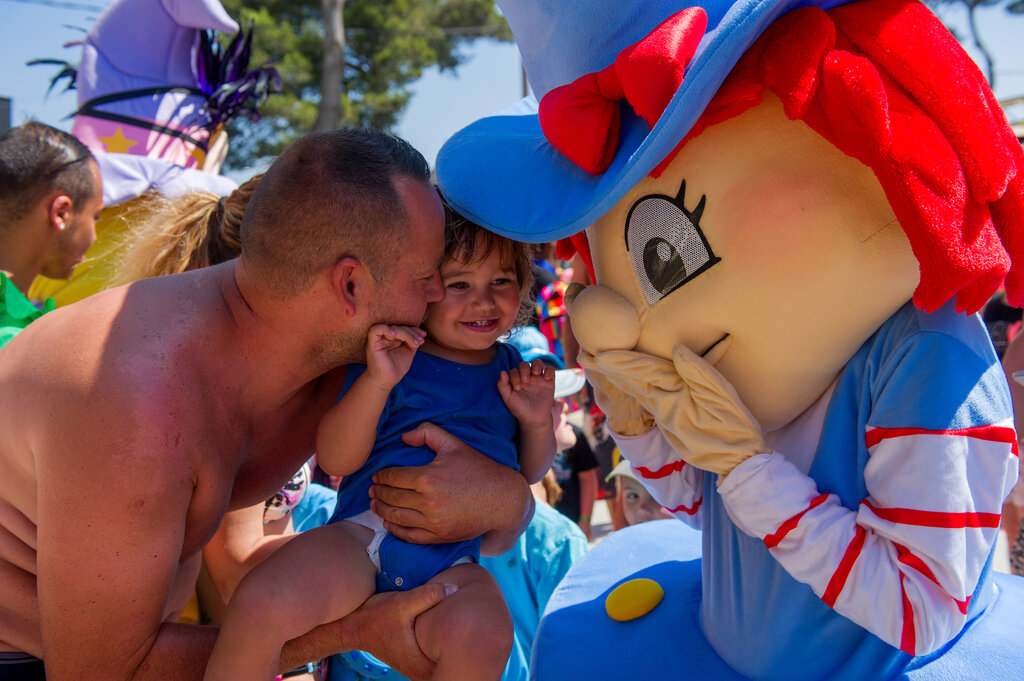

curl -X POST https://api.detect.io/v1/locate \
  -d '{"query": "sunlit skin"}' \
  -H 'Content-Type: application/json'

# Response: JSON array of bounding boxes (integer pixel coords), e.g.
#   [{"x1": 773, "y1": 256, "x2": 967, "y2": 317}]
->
[
  {"x1": 572, "y1": 96, "x2": 921, "y2": 430},
  {"x1": 369, "y1": 178, "x2": 446, "y2": 330},
  {"x1": 551, "y1": 399, "x2": 576, "y2": 449},
  {"x1": 422, "y1": 248, "x2": 524, "y2": 365},
  {"x1": 619, "y1": 477, "x2": 673, "y2": 527},
  {"x1": 42, "y1": 159, "x2": 104, "y2": 280}
]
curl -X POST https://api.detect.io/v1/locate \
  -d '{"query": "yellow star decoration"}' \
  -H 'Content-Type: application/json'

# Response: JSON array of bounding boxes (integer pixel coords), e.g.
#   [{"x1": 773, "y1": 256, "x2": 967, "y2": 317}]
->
[
  {"x1": 99, "y1": 126, "x2": 139, "y2": 154},
  {"x1": 188, "y1": 145, "x2": 207, "y2": 167}
]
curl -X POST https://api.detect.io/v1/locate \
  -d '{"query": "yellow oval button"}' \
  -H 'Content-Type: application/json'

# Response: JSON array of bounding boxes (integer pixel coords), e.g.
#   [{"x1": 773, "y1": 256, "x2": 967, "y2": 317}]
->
[{"x1": 605, "y1": 578, "x2": 664, "y2": 622}]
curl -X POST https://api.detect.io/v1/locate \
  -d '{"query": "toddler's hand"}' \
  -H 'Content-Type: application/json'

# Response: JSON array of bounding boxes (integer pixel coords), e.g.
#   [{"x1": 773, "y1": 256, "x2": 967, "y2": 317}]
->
[
  {"x1": 365, "y1": 324, "x2": 425, "y2": 389},
  {"x1": 498, "y1": 359, "x2": 556, "y2": 430}
]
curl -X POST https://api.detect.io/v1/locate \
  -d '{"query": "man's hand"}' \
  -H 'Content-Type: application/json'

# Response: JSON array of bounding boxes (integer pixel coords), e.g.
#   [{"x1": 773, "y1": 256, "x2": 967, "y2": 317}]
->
[
  {"x1": 369, "y1": 423, "x2": 531, "y2": 547},
  {"x1": 286, "y1": 583, "x2": 454, "y2": 681}
]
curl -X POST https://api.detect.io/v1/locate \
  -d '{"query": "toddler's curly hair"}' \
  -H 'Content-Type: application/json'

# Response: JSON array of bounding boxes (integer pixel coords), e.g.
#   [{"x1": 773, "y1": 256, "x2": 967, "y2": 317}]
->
[{"x1": 440, "y1": 194, "x2": 535, "y2": 328}]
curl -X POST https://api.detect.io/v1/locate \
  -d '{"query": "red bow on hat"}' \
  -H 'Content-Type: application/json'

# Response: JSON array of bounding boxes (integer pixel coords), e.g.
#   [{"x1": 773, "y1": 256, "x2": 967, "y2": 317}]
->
[{"x1": 538, "y1": 8, "x2": 708, "y2": 176}]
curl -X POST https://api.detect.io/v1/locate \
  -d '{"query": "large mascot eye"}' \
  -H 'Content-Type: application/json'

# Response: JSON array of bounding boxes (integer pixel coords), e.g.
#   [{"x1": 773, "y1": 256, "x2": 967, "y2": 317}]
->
[{"x1": 625, "y1": 180, "x2": 719, "y2": 306}]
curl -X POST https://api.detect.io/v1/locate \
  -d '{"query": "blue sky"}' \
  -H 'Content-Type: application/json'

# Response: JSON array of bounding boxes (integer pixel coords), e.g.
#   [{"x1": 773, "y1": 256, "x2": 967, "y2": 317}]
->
[{"x1": 2, "y1": 0, "x2": 1022, "y2": 182}]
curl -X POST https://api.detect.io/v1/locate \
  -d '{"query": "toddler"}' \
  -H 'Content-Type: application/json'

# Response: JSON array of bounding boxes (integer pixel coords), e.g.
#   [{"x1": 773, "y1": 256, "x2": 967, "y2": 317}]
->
[{"x1": 203, "y1": 205, "x2": 556, "y2": 681}]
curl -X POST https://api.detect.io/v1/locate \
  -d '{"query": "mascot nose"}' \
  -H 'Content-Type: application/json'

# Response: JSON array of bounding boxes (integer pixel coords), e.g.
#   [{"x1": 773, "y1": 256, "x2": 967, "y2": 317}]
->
[{"x1": 565, "y1": 283, "x2": 642, "y2": 353}]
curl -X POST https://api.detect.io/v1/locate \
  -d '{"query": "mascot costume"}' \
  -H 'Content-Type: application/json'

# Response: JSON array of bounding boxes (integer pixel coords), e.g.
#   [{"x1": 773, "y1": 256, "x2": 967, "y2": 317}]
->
[
  {"x1": 436, "y1": 0, "x2": 1024, "y2": 678},
  {"x1": 29, "y1": 0, "x2": 276, "y2": 305}
]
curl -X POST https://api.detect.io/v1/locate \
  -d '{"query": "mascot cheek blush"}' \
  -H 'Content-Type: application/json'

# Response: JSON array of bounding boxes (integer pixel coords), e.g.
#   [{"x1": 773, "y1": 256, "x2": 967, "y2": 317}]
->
[{"x1": 436, "y1": 0, "x2": 1024, "y2": 679}]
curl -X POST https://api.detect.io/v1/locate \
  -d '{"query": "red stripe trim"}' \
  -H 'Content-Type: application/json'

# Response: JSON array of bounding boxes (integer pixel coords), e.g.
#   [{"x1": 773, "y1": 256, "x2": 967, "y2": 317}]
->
[
  {"x1": 635, "y1": 459, "x2": 686, "y2": 479},
  {"x1": 665, "y1": 497, "x2": 702, "y2": 516},
  {"x1": 864, "y1": 424, "x2": 1017, "y2": 452},
  {"x1": 862, "y1": 500, "x2": 1001, "y2": 528},
  {"x1": 763, "y1": 494, "x2": 829, "y2": 549},
  {"x1": 900, "y1": 572, "x2": 916, "y2": 654},
  {"x1": 893, "y1": 543, "x2": 971, "y2": 614},
  {"x1": 893, "y1": 542, "x2": 938, "y2": 582},
  {"x1": 822, "y1": 525, "x2": 866, "y2": 607}
]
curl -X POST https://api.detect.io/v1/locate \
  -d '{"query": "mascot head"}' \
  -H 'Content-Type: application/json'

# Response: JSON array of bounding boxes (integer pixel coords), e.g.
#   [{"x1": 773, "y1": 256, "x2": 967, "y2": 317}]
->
[
  {"x1": 70, "y1": 0, "x2": 276, "y2": 173},
  {"x1": 436, "y1": 0, "x2": 1024, "y2": 429}
]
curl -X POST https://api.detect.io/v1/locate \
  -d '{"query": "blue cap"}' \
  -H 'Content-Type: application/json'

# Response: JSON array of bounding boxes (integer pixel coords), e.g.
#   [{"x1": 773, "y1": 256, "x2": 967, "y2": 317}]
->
[
  {"x1": 436, "y1": 0, "x2": 851, "y2": 243},
  {"x1": 504, "y1": 326, "x2": 563, "y2": 369}
]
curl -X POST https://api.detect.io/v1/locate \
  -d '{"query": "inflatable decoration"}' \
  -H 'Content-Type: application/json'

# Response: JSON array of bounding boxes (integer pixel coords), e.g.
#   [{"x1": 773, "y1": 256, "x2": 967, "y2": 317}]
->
[
  {"x1": 436, "y1": 0, "x2": 1024, "y2": 678},
  {"x1": 29, "y1": 0, "x2": 278, "y2": 305}
]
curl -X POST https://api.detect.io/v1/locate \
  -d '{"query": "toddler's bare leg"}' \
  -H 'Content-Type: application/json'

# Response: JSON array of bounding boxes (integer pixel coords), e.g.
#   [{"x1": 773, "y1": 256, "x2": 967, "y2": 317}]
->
[
  {"x1": 414, "y1": 563, "x2": 512, "y2": 681},
  {"x1": 203, "y1": 522, "x2": 375, "y2": 681}
]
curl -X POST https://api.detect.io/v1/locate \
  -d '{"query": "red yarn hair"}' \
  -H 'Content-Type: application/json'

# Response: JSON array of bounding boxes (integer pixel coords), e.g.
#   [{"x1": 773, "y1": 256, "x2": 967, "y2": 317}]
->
[{"x1": 559, "y1": 0, "x2": 1024, "y2": 314}]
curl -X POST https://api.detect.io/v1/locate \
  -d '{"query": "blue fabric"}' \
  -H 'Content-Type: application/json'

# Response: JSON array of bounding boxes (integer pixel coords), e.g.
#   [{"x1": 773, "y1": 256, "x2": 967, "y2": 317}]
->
[
  {"x1": 700, "y1": 301, "x2": 1009, "y2": 680},
  {"x1": 329, "y1": 344, "x2": 522, "y2": 589},
  {"x1": 533, "y1": 520, "x2": 721, "y2": 680},
  {"x1": 533, "y1": 303, "x2": 1024, "y2": 680},
  {"x1": 480, "y1": 503, "x2": 589, "y2": 681},
  {"x1": 0, "y1": 657, "x2": 46, "y2": 681},
  {"x1": 327, "y1": 504, "x2": 589, "y2": 681},
  {"x1": 533, "y1": 521, "x2": 1024, "y2": 681},
  {"x1": 295, "y1": 484, "x2": 474, "y2": 595},
  {"x1": 373, "y1": 533, "x2": 479, "y2": 593},
  {"x1": 435, "y1": 0, "x2": 853, "y2": 242},
  {"x1": 291, "y1": 482, "x2": 337, "y2": 533}
]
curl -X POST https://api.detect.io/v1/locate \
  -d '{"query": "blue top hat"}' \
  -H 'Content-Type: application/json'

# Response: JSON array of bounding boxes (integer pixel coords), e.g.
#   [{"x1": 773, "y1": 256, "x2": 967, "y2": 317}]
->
[{"x1": 436, "y1": 0, "x2": 852, "y2": 243}]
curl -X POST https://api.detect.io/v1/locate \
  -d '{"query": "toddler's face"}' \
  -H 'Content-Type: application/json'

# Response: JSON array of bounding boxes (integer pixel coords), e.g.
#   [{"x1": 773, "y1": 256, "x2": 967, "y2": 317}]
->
[
  {"x1": 422, "y1": 248, "x2": 521, "y2": 363},
  {"x1": 620, "y1": 477, "x2": 673, "y2": 526}
]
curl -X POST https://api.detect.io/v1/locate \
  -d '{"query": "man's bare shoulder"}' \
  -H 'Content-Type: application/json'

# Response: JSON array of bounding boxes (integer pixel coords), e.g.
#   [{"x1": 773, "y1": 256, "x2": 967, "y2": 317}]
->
[{"x1": 1, "y1": 271, "x2": 240, "y2": 466}]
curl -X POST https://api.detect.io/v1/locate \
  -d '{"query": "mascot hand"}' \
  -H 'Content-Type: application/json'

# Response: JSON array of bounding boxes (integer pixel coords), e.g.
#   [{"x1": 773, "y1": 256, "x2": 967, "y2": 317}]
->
[
  {"x1": 581, "y1": 346, "x2": 766, "y2": 477},
  {"x1": 577, "y1": 350, "x2": 656, "y2": 436},
  {"x1": 663, "y1": 343, "x2": 766, "y2": 477}
]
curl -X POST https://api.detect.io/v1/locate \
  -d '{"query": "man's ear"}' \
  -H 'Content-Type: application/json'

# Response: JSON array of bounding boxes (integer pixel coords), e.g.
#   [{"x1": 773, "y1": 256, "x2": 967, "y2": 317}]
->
[
  {"x1": 47, "y1": 193, "x2": 74, "y2": 232},
  {"x1": 331, "y1": 256, "x2": 366, "y2": 317}
]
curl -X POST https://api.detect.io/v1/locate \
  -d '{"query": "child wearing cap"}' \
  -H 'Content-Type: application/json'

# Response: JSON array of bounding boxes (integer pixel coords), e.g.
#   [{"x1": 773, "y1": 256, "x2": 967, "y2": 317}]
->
[{"x1": 606, "y1": 459, "x2": 674, "y2": 528}]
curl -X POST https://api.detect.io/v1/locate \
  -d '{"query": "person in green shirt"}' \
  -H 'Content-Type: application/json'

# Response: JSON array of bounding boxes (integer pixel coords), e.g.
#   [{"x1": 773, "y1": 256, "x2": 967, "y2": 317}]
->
[
  {"x1": 0, "y1": 271, "x2": 55, "y2": 348},
  {"x1": 0, "y1": 121, "x2": 103, "y2": 347}
]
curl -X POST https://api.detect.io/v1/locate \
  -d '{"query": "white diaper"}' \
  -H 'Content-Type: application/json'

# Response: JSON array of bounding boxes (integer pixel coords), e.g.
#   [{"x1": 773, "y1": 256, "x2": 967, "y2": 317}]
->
[
  {"x1": 343, "y1": 508, "x2": 473, "y2": 572},
  {"x1": 345, "y1": 509, "x2": 389, "y2": 570}
]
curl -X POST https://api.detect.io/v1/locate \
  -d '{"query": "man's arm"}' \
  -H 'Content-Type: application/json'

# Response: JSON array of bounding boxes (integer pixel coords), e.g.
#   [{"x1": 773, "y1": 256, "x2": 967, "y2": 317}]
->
[
  {"x1": 35, "y1": 394, "x2": 449, "y2": 681},
  {"x1": 201, "y1": 504, "x2": 295, "y2": 604},
  {"x1": 35, "y1": 391, "x2": 216, "y2": 681},
  {"x1": 279, "y1": 584, "x2": 453, "y2": 680},
  {"x1": 369, "y1": 422, "x2": 534, "y2": 555}
]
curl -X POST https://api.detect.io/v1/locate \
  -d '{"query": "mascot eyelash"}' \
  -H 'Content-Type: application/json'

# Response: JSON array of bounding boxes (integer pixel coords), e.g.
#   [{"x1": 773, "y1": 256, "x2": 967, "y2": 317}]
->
[{"x1": 625, "y1": 179, "x2": 718, "y2": 305}]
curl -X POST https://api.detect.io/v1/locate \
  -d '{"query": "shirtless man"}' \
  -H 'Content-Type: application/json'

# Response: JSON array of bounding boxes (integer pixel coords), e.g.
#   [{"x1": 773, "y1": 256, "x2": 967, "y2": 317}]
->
[{"x1": 0, "y1": 128, "x2": 533, "y2": 681}]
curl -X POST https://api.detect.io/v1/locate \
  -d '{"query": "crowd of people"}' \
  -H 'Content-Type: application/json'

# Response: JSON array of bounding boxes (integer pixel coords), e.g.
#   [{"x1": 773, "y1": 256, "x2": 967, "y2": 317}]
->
[{"x1": 3, "y1": 112, "x2": 1021, "y2": 681}]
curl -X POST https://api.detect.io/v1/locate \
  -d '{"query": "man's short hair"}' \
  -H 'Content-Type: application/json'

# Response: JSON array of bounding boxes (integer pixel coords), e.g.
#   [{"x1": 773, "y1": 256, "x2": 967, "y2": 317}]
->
[
  {"x1": 0, "y1": 121, "x2": 97, "y2": 228},
  {"x1": 240, "y1": 128, "x2": 431, "y2": 296}
]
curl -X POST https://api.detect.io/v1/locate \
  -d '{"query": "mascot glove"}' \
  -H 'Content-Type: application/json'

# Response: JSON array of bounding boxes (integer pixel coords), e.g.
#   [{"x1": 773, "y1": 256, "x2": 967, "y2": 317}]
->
[
  {"x1": 578, "y1": 349, "x2": 656, "y2": 436},
  {"x1": 583, "y1": 345, "x2": 767, "y2": 477}
]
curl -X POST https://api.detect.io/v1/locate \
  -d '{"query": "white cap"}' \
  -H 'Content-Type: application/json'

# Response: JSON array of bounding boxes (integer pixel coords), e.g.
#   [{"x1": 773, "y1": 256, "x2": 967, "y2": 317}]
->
[{"x1": 555, "y1": 368, "x2": 587, "y2": 398}]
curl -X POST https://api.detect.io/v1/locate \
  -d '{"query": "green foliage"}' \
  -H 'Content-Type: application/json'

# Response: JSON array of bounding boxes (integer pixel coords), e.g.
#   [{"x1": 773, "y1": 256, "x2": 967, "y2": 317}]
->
[{"x1": 218, "y1": 0, "x2": 511, "y2": 169}]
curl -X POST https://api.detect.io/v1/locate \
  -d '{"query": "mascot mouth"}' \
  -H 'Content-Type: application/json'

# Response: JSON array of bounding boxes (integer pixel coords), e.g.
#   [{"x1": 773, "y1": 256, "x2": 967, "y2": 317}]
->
[{"x1": 700, "y1": 334, "x2": 731, "y2": 366}]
